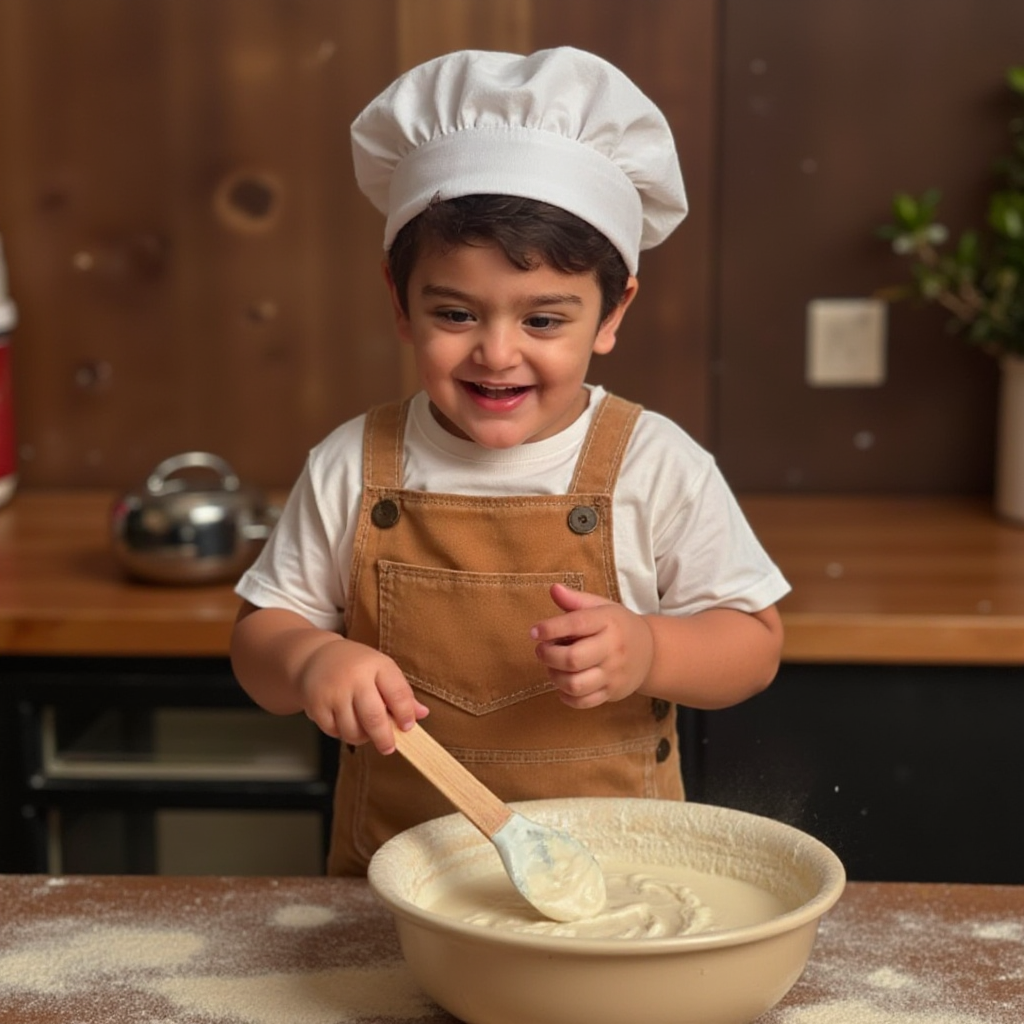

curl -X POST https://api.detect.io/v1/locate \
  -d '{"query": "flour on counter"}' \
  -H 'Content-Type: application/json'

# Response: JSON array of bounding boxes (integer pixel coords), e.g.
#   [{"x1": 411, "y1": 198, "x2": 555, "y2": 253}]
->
[
  {"x1": 150, "y1": 965, "x2": 432, "y2": 1023},
  {"x1": 0, "y1": 879, "x2": 444, "y2": 1023},
  {"x1": 271, "y1": 904, "x2": 337, "y2": 928},
  {"x1": 865, "y1": 966, "x2": 913, "y2": 990},
  {"x1": 774, "y1": 902, "x2": 1024, "y2": 1024},
  {"x1": 970, "y1": 920, "x2": 1024, "y2": 942},
  {"x1": 0, "y1": 922, "x2": 205, "y2": 994},
  {"x1": 780, "y1": 1001, "x2": 997, "y2": 1024}
]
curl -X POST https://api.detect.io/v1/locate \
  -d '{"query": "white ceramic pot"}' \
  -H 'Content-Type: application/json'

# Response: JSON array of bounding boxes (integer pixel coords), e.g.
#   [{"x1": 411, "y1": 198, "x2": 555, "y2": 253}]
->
[{"x1": 996, "y1": 354, "x2": 1024, "y2": 525}]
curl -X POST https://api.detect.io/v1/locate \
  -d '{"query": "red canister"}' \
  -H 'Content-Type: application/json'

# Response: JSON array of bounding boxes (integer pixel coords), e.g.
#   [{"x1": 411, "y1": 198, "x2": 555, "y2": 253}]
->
[{"x1": 0, "y1": 235, "x2": 17, "y2": 507}]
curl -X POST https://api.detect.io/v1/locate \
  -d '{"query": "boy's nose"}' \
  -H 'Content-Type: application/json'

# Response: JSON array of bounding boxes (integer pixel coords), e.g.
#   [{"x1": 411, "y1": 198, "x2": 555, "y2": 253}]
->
[{"x1": 473, "y1": 325, "x2": 521, "y2": 370}]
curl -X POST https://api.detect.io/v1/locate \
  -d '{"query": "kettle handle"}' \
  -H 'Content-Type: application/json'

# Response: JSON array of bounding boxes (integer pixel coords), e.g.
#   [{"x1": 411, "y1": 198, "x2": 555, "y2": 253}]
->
[{"x1": 146, "y1": 452, "x2": 241, "y2": 495}]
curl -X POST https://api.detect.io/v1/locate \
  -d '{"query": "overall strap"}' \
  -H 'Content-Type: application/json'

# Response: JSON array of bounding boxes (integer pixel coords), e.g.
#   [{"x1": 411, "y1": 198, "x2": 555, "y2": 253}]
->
[
  {"x1": 362, "y1": 399, "x2": 411, "y2": 489},
  {"x1": 569, "y1": 393, "x2": 643, "y2": 494}
]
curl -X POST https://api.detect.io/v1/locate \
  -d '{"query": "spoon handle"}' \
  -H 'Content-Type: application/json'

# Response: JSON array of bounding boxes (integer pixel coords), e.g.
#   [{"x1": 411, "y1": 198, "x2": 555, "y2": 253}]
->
[{"x1": 393, "y1": 722, "x2": 512, "y2": 838}]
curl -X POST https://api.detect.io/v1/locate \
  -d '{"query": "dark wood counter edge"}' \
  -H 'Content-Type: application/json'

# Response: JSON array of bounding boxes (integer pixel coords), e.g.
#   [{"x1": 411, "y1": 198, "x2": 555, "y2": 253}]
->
[
  {"x1": 5, "y1": 614, "x2": 1023, "y2": 664},
  {"x1": 0, "y1": 616, "x2": 237, "y2": 658},
  {"x1": 780, "y1": 612, "x2": 1024, "y2": 665}
]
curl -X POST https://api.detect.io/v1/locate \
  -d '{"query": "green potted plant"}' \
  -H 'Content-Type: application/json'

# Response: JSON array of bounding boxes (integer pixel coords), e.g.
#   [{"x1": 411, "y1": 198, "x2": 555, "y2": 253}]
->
[{"x1": 878, "y1": 65, "x2": 1024, "y2": 524}]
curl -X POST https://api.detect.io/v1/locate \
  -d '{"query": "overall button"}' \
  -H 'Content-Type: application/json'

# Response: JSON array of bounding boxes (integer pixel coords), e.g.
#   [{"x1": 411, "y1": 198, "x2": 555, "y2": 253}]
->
[
  {"x1": 371, "y1": 498, "x2": 400, "y2": 528},
  {"x1": 651, "y1": 698, "x2": 672, "y2": 721},
  {"x1": 655, "y1": 738, "x2": 672, "y2": 763},
  {"x1": 567, "y1": 505, "x2": 599, "y2": 535}
]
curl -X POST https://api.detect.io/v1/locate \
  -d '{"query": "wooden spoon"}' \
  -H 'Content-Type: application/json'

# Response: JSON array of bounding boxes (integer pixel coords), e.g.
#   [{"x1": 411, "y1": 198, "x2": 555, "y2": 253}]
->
[{"x1": 392, "y1": 722, "x2": 606, "y2": 922}]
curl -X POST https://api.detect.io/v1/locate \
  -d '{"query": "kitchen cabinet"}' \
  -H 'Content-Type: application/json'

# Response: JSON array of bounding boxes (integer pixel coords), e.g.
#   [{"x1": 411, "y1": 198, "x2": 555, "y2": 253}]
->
[
  {"x1": 0, "y1": 655, "x2": 337, "y2": 874},
  {"x1": 2, "y1": 491, "x2": 1023, "y2": 880},
  {"x1": 0, "y1": 491, "x2": 337, "y2": 874},
  {"x1": 702, "y1": 496, "x2": 1024, "y2": 885},
  {"x1": 684, "y1": 663, "x2": 1024, "y2": 884}
]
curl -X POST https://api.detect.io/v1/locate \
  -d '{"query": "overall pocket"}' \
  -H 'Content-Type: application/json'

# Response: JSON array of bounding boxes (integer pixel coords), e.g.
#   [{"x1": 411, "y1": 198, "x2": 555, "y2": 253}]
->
[{"x1": 377, "y1": 560, "x2": 583, "y2": 715}]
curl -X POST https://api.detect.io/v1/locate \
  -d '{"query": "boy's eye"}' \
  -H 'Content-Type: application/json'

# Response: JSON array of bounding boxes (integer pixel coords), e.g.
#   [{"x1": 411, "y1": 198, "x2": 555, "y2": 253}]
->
[
  {"x1": 437, "y1": 308, "x2": 475, "y2": 325},
  {"x1": 524, "y1": 315, "x2": 562, "y2": 330}
]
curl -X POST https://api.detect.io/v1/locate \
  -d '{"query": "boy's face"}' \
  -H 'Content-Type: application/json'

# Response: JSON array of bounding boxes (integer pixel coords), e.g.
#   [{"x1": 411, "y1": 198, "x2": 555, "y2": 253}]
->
[{"x1": 386, "y1": 242, "x2": 637, "y2": 449}]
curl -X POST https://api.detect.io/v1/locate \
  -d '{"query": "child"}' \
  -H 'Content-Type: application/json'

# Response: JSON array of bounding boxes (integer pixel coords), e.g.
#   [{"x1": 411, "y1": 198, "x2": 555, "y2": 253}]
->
[{"x1": 231, "y1": 46, "x2": 790, "y2": 875}]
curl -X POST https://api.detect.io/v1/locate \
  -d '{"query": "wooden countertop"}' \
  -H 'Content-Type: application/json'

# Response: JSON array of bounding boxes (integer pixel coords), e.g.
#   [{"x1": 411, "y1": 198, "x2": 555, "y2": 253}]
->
[
  {"x1": 742, "y1": 494, "x2": 1024, "y2": 665},
  {"x1": 0, "y1": 490, "x2": 243, "y2": 656},
  {"x1": 1, "y1": 490, "x2": 1023, "y2": 664},
  {"x1": 0, "y1": 874, "x2": 1020, "y2": 1023}
]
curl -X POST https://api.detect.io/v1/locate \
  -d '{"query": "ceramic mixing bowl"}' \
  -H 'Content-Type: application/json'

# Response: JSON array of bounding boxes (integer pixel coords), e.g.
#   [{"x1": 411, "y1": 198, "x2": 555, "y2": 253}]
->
[{"x1": 368, "y1": 797, "x2": 845, "y2": 1024}]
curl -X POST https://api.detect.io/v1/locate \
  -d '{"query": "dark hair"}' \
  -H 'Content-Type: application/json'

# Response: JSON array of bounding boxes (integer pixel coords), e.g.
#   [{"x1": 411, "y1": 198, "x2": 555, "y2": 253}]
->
[{"x1": 387, "y1": 194, "x2": 630, "y2": 322}]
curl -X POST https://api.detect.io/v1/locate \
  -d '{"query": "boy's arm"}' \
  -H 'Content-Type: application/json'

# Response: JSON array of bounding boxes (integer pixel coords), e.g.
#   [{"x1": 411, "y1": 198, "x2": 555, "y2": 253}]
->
[
  {"x1": 642, "y1": 604, "x2": 783, "y2": 708},
  {"x1": 531, "y1": 583, "x2": 783, "y2": 710},
  {"x1": 230, "y1": 601, "x2": 427, "y2": 753}
]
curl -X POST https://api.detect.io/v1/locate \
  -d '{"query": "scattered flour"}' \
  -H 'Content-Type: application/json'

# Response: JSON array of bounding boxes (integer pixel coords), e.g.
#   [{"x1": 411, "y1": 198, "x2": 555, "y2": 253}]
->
[
  {"x1": 865, "y1": 966, "x2": 914, "y2": 990},
  {"x1": 771, "y1": 900, "x2": 1024, "y2": 1024},
  {"x1": 780, "y1": 1001, "x2": 997, "y2": 1024},
  {"x1": 970, "y1": 921, "x2": 1024, "y2": 942},
  {"x1": 0, "y1": 923, "x2": 205, "y2": 994},
  {"x1": 271, "y1": 904, "x2": 337, "y2": 929},
  {"x1": 0, "y1": 880, "x2": 442, "y2": 1023},
  {"x1": 150, "y1": 965, "x2": 433, "y2": 1023},
  {"x1": 3, "y1": 878, "x2": 1021, "y2": 1024}
]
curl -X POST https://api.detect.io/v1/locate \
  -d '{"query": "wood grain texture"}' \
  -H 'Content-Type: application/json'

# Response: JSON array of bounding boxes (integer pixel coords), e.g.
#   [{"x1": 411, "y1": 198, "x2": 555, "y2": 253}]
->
[
  {"x1": 0, "y1": 490, "x2": 243, "y2": 655},
  {"x1": 716, "y1": 0, "x2": 1022, "y2": 492},
  {"x1": 0, "y1": 0, "x2": 716, "y2": 491},
  {"x1": 3, "y1": 491, "x2": 1023, "y2": 664},
  {"x1": 3, "y1": 1, "x2": 1022, "y2": 497},
  {"x1": 741, "y1": 493, "x2": 1024, "y2": 663}
]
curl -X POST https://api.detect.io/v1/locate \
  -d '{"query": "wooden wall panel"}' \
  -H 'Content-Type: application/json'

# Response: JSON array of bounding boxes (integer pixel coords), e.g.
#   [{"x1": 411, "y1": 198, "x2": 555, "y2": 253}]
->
[
  {"x1": 716, "y1": 0, "x2": 1022, "y2": 493},
  {"x1": 0, "y1": 0, "x2": 716, "y2": 491},
  {"x1": 0, "y1": 0, "x2": 405, "y2": 490},
  {"x1": 530, "y1": 0, "x2": 718, "y2": 446},
  {"x1": 3, "y1": 0, "x2": 1021, "y2": 497}
]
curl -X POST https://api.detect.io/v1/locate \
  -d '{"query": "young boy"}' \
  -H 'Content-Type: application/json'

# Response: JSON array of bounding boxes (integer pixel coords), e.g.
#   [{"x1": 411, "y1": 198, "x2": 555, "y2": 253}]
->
[{"x1": 231, "y1": 46, "x2": 790, "y2": 875}]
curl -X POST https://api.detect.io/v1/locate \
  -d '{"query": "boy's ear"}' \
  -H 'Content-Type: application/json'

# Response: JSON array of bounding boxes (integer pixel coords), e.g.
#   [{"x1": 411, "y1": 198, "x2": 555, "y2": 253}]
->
[
  {"x1": 592, "y1": 276, "x2": 639, "y2": 355},
  {"x1": 382, "y1": 262, "x2": 413, "y2": 342}
]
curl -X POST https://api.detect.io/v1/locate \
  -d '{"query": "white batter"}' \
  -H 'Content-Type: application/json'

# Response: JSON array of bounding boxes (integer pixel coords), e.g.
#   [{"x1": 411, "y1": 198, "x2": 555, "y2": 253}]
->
[{"x1": 429, "y1": 861, "x2": 788, "y2": 940}]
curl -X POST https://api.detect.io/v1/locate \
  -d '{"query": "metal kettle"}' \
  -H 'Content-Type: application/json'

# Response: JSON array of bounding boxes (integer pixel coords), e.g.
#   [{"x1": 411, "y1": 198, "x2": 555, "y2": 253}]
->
[{"x1": 110, "y1": 452, "x2": 280, "y2": 585}]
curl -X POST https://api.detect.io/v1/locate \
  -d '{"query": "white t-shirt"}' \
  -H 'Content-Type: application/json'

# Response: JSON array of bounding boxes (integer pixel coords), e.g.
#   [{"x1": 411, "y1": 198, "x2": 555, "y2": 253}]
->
[{"x1": 236, "y1": 385, "x2": 790, "y2": 632}]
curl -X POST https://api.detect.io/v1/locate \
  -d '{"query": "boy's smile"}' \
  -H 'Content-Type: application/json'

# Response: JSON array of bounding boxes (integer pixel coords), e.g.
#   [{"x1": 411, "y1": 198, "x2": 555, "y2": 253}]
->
[{"x1": 388, "y1": 243, "x2": 636, "y2": 449}]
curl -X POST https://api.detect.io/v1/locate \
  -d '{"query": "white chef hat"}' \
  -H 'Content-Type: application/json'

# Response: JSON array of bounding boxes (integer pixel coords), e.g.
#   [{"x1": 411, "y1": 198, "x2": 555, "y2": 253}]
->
[{"x1": 351, "y1": 46, "x2": 688, "y2": 274}]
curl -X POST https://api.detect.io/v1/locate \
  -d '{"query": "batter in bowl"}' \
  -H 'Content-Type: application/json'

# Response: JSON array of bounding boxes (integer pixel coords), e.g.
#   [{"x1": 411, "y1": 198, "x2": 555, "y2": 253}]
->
[{"x1": 429, "y1": 861, "x2": 789, "y2": 940}]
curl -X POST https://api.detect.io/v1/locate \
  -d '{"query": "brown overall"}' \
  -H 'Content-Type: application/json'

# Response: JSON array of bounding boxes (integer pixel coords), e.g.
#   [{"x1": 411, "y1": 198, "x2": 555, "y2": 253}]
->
[{"x1": 327, "y1": 392, "x2": 684, "y2": 876}]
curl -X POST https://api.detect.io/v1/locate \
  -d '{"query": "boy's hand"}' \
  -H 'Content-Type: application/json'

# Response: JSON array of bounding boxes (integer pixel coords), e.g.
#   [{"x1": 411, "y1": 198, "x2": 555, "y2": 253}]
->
[
  {"x1": 298, "y1": 637, "x2": 429, "y2": 755},
  {"x1": 530, "y1": 583, "x2": 654, "y2": 708}
]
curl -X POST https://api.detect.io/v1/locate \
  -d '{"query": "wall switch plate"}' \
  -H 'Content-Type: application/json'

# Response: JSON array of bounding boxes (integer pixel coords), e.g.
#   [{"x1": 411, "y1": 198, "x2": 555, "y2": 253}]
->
[{"x1": 806, "y1": 298, "x2": 887, "y2": 387}]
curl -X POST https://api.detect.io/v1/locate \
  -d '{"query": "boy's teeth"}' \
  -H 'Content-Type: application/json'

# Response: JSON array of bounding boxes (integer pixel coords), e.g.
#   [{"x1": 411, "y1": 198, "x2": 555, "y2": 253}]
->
[{"x1": 477, "y1": 384, "x2": 525, "y2": 398}]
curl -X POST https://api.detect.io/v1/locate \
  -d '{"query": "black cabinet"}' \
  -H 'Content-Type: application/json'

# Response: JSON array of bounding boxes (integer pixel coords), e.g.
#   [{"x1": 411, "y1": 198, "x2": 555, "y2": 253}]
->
[
  {"x1": 4, "y1": 656, "x2": 1022, "y2": 882},
  {"x1": 682, "y1": 663, "x2": 1024, "y2": 884},
  {"x1": 0, "y1": 656, "x2": 338, "y2": 874}
]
